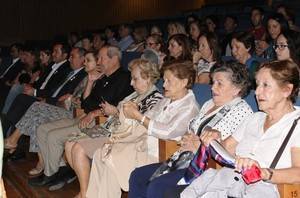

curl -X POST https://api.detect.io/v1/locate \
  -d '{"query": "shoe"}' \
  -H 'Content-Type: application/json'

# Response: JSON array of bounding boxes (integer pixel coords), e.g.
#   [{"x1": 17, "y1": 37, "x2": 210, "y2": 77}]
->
[
  {"x1": 6, "y1": 151, "x2": 25, "y2": 161},
  {"x1": 28, "y1": 166, "x2": 44, "y2": 176},
  {"x1": 48, "y1": 167, "x2": 77, "y2": 191},
  {"x1": 28, "y1": 174, "x2": 57, "y2": 187},
  {"x1": 48, "y1": 180, "x2": 65, "y2": 191}
]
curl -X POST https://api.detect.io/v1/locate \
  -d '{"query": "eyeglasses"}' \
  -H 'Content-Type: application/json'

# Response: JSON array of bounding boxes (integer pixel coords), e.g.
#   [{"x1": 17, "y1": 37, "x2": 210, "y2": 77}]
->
[{"x1": 273, "y1": 44, "x2": 288, "y2": 50}]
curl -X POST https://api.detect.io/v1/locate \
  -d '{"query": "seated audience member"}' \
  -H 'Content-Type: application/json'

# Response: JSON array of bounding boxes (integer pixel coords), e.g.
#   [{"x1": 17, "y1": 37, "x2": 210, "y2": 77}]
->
[
  {"x1": 276, "y1": 4, "x2": 300, "y2": 32},
  {"x1": 204, "y1": 15, "x2": 218, "y2": 34},
  {"x1": 255, "y1": 13, "x2": 289, "y2": 61},
  {"x1": 167, "y1": 22, "x2": 187, "y2": 38},
  {"x1": 28, "y1": 45, "x2": 134, "y2": 190},
  {"x1": 150, "y1": 25, "x2": 163, "y2": 36},
  {"x1": 127, "y1": 25, "x2": 148, "y2": 52},
  {"x1": 221, "y1": 15, "x2": 238, "y2": 56},
  {"x1": 128, "y1": 61, "x2": 253, "y2": 198},
  {"x1": 64, "y1": 59, "x2": 163, "y2": 198},
  {"x1": 188, "y1": 20, "x2": 207, "y2": 52},
  {"x1": 0, "y1": 43, "x2": 25, "y2": 111},
  {"x1": 68, "y1": 32, "x2": 80, "y2": 47},
  {"x1": 248, "y1": 6, "x2": 266, "y2": 41},
  {"x1": 118, "y1": 24, "x2": 134, "y2": 51},
  {"x1": 231, "y1": 32, "x2": 259, "y2": 80},
  {"x1": 105, "y1": 27, "x2": 118, "y2": 46},
  {"x1": 186, "y1": 13, "x2": 199, "y2": 26},
  {"x1": 193, "y1": 32, "x2": 221, "y2": 83},
  {"x1": 274, "y1": 30, "x2": 300, "y2": 65},
  {"x1": 181, "y1": 60, "x2": 300, "y2": 198},
  {"x1": 165, "y1": 34, "x2": 192, "y2": 63},
  {"x1": 2, "y1": 45, "x2": 44, "y2": 114},
  {"x1": 92, "y1": 32, "x2": 107, "y2": 51},
  {"x1": 87, "y1": 61, "x2": 200, "y2": 198},
  {"x1": 0, "y1": 42, "x2": 71, "y2": 135},
  {"x1": 145, "y1": 34, "x2": 166, "y2": 67},
  {"x1": 4, "y1": 47, "x2": 87, "y2": 154},
  {"x1": 81, "y1": 34, "x2": 94, "y2": 51}
]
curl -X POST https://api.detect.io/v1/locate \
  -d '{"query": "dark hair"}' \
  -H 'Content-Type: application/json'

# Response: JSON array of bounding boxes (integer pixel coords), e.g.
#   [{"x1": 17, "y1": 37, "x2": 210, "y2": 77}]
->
[
  {"x1": 188, "y1": 20, "x2": 208, "y2": 39},
  {"x1": 205, "y1": 15, "x2": 219, "y2": 28},
  {"x1": 167, "y1": 34, "x2": 192, "y2": 61},
  {"x1": 211, "y1": 61, "x2": 251, "y2": 97},
  {"x1": 258, "y1": 60, "x2": 299, "y2": 102},
  {"x1": 199, "y1": 32, "x2": 221, "y2": 62},
  {"x1": 251, "y1": 6, "x2": 264, "y2": 16},
  {"x1": 161, "y1": 60, "x2": 196, "y2": 89},
  {"x1": 10, "y1": 43, "x2": 23, "y2": 51},
  {"x1": 81, "y1": 33, "x2": 93, "y2": 42},
  {"x1": 225, "y1": 15, "x2": 238, "y2": 26},
  {"x1": 278, "y1": 30, "x2": 300, "y2": 65},
  {"x1": 266, "y1": 13, "x2": 289, "y2": 41},
  {"x1": 232, "y1": 32, "x2": 255, "y2": 54},
  {"x1": 72, "y1": 47, "x2": 86, "y2": 57},
  {"x1": 53, "y1": 42, "x2": 71, "y2": 57}
]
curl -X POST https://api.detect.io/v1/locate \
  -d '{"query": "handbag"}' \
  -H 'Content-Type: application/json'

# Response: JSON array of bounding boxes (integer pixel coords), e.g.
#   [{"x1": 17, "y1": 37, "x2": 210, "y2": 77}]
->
[{"x1": 149, "y1": 100, "x2": 242, "y2": 182}]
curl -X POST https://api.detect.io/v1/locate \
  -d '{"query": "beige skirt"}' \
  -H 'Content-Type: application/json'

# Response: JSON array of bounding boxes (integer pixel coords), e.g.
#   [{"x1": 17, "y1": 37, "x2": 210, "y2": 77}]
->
[{"x1": 75, "y1": 136, "x2": 109, "y2": 159}]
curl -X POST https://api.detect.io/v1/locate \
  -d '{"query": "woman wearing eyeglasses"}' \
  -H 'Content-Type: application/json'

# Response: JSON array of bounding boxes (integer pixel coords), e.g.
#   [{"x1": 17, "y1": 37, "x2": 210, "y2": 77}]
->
[
  {"x1": 274, "y1": 30, "x2": 300, "y2": 65},
  {"x1": 145, "y1": 34, "x2": 166, "y2": 67}
]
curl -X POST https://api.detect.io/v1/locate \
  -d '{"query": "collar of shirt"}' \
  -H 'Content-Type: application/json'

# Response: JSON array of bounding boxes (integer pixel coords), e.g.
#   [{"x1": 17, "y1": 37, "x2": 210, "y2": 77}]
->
[
  {"x1": 52, "y1": 60, "x2": 67, "y2": 70},
  {"x1": 164, "y1": 90, "x2": 194, "y2": 110},
  {"x1": 12, "y1": 57, "x2": 20, "y2": 64}
]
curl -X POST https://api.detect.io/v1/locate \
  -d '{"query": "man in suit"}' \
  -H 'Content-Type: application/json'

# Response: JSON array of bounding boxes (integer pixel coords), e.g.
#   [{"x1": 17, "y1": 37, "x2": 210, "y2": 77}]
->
[
  {"x1": 3, "y1": 47, "x2": 87, "y2": 161},
  {"x1": 1, "y1": 42, "x2": 71, "y2": 136},
  {"x1": 0, "y1": 43, "x2": 25, "y2": 110},
  {"x1": 29, "y1": 45, "x2": 134, "y2": 189}
]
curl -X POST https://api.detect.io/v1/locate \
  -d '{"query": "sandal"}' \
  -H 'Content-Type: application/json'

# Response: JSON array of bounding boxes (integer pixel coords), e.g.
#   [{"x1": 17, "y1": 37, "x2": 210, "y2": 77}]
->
[
  {"x1": 4, "y1": 139, "x2": 17, "y2": 150},
  {"x1": 28, "y1": 166, "x2": 44, "y2": 176}
]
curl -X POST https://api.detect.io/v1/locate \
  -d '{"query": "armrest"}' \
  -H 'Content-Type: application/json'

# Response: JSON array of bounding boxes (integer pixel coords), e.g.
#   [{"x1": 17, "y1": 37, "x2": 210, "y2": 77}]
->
[
  {"x1": 158, "y1": 139, "x2": 180, "y2": 162},
  {"x1": 277, "y1": 184, "x2": 300, "y2": 198}
]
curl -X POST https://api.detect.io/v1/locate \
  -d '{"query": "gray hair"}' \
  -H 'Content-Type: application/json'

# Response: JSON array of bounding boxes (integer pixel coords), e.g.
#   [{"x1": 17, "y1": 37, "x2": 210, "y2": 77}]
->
[
  {"x1": 106, "y1": 45, "x2": 122, "y2": 61},
  {"x1": 211, "y1": 61, "x2": 251, "y2": 98}
]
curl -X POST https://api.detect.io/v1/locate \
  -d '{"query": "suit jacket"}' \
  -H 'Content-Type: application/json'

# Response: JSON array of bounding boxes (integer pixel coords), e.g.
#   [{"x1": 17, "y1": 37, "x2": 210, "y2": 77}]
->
[
  {"x1": 46, "y1": 68, "x2": 87, "y2": 105},
  {"x1": 0, "y1": 59, "x2": 24, "y2": 83},
  {"x1": 35, "y1": 61, "x2": 71, "y2": 98}
]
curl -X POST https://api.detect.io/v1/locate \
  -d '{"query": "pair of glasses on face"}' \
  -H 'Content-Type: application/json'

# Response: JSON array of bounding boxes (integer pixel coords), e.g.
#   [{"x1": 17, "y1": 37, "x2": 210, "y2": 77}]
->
[{"x1": 273, "y1": 44, "x2": 288, "y2": 50}]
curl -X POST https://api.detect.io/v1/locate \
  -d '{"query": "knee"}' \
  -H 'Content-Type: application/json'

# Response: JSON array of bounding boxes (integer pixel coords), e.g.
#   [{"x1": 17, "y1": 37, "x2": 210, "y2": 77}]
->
[{"x1": 72, "y1": 143, "x2": 86, "y2": 157}]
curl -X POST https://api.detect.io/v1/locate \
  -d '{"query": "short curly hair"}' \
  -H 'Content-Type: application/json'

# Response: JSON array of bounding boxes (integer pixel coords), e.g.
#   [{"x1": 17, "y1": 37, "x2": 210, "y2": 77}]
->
[
  {"x1": 211, "y1": 61, "x2": 251, "y2": 98},
  {"x1": 128, "y1": 58, "x2": 160, "y2": 84}
]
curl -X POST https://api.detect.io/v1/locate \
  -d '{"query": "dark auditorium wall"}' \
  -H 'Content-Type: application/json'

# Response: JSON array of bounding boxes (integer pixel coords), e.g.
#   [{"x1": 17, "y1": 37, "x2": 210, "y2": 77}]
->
[{"x1": 0, "y1": 0, "x2": 205, "y2": 45}]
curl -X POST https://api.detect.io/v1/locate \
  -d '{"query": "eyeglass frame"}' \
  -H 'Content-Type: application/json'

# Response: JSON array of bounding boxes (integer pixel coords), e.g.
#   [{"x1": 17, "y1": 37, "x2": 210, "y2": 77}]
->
[{"x1": 273, "y1": 44, "x2": 289, "y2": 50}]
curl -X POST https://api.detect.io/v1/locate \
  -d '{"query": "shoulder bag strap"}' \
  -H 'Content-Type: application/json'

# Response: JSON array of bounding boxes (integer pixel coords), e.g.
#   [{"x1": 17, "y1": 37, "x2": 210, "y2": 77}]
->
[{"x1": 270, "y1": 116, "x2": 300, "y2": 169}]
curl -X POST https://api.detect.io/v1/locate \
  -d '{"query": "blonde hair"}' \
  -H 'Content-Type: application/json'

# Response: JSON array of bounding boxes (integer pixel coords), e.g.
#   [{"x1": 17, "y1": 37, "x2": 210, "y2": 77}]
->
[{"x1": 128, "y1": 59, "x2": 160, "y2": 84}]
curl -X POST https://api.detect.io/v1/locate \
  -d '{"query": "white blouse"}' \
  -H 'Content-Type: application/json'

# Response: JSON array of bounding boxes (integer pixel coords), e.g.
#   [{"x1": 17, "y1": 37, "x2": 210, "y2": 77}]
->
[
  {"x1": 233, "y1": 107, "x2": 300, "y2": 169},
  {"x1": 189, "y1": 97, "x2": 253, "y2": 140},
  {"x1": 145, "y1": 90, "x2": 199, "y2": 158}
]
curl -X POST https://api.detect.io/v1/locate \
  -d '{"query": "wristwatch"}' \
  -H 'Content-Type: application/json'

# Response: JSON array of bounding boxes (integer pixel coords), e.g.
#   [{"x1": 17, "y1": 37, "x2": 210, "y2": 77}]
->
[{"x1": 263, "y1": 168, "x2": 274, "y2": 183}]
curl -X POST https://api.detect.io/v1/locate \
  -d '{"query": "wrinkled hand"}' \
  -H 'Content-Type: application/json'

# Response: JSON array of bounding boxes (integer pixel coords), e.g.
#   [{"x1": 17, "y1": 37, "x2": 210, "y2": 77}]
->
[
  {"x1": 79, "y1": 112, "x2": 95, "y2": 129},
  {"x1": 179, "y1": 132, "x2": 201, "y2": 152},
  {"x1": 123, "y1": 101, "x2": 140, "y2": 120},
  {"x1": 200, "y1": 129, "x2": 221, "y2": 146},
  {"x1": 100, "y1": 101, "x2": 118, "y2": 116},
  {"x1": 235, "y1": 156, "x2": 260, "y2": 172},
  {"x1": 23, "y1": 84, "x2": 34, "y2": 96}
]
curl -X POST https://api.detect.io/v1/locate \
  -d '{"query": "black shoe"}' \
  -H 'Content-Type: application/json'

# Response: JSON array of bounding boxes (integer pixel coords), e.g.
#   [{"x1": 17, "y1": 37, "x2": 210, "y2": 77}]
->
[
  {"x1": 28, "y1": 174, "x2": 57, "y2": 187},
  {"x1": 5, "y1": 151, "x2": 26, "y2": 161},
  {"x1": 48, "y1": 167, "x2": 77, "y2": 191}
]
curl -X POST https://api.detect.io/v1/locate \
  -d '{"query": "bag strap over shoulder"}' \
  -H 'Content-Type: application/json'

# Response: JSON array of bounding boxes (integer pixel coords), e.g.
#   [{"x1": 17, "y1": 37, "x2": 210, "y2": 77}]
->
[{"x1": 270, "y1": 116, "x2": 300, "y2": 169}]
